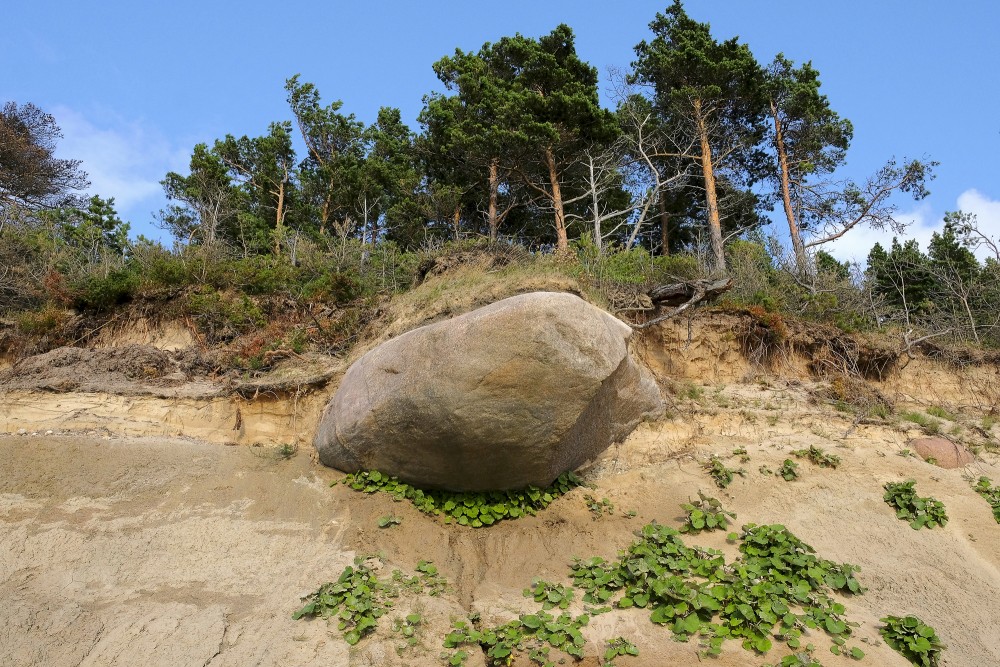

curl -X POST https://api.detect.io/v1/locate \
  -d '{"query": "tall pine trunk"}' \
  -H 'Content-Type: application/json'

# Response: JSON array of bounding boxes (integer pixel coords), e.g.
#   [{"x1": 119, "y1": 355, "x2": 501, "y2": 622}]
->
[
  {"x1": 771, "y1": 101, "x2": 807, "y2": 271},
  {"x1": 658, "y1": 190, "x2": 670, "y2": 256},
  {"x1": 487, "y1": 158, "x2": 500, "y2": 242},
  {"x1": 694, "y1": 100, "x2": 725, "y2": 271},
  {"x1": 544, "y1": 146, "x2": 568, "y2": 252},
  {"x1": 274, "y1": 173, "x2": 287, "y2": 256}
]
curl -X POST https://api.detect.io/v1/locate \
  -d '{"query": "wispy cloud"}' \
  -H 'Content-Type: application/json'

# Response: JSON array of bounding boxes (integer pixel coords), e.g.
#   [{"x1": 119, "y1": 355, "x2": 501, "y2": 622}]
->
[
  {"x1": 822, "y1": 201, "x2": 939, "y2": 265},
  {"x1": 956, "y1": 189, "x2": 1000, "y2": 260},
  {"x1": 51, "y1": 106, "x2": 188, "y2": 235},
  {"x1": 821, "y1": 188, "x2": 1000, "y2": 265}
]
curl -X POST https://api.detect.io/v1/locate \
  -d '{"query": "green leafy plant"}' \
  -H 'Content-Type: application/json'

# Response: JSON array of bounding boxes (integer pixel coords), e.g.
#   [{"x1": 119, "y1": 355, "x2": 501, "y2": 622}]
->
[
  {"x1": 378, "y1": 515, "x2": 402, "y2": 528},
  {"x1": 779, "y1": 459, "x2": 800, "y2": 481},
  {"x1": 675, "y1": 381, "x2": 704, "y2": 400},
  {"x1": 732, "y1": 447, "x2": 751, "y2": 462},
  {"x1": 294, "y1": 558, "x2": 448, "y2": 646},
  {"x1": 678, "y1": 491, "x2": 735, "y2": 534},
  {"x1": 879, "y1": 615, "x2": 945, "y2": 666},
  {"x1": 392, "y1": 560, "x2": 449, "y2": 597},
  {"x1": 604, "y1": 637, "x2": 639, "y2": 665},
  {"x1": 524, "y1": 579, "x2": 575, "y2": 610},
  {"x1": 584, "y1": 494, "x2": 615, "y2": 518},
  {"x1": 340, "y1": 470, "x2": 582, "y2": 528},
  {"x1": 444, "y1": 610, "x2": 591, "y2": 666},
  {"x1": 973, "y1": 476, "x2": 1000, "y2": 523},
  {"x1": 763, "y1": 646, "x2": 822, "y2": 666},
  {"x1": 569, "y1": 522, "x2": 865, "y2": 661},
  {"x1": 704, "y1": 456, "x2": 746, "y2": 488},
  {"x1": 292, "y1": 558, "x2": 386, "y2": 645},
  {"x1": 392, "y1": 612, "x2": 422, "y2": 648},
  {"x1": 883, "y1": 480, "x2": 948, "y2": 529},
  {"x1": 791, "y1": 445, "x2": 841, "y2": 469}
]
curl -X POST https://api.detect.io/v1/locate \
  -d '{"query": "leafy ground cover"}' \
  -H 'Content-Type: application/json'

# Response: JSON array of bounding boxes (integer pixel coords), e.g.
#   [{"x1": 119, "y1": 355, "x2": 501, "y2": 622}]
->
[
  {"x1": 338, "y1": 470, "x2": 582, "y2": 527},
  {"x1": 883, "y1": 481, "x2": 948, "y2": 530},
  {"x1": 569, "y1": 522, "x2": 866, "y2": 661},
  {"x1": 973, "y1": 476, "x2": 1000, "y2": 523},
  {"x1": 879, "y1": 615, "x2": 945, "y2": 666},
  {"x1": 292, "y1": 557, "x2": 448, "y2": 645}
]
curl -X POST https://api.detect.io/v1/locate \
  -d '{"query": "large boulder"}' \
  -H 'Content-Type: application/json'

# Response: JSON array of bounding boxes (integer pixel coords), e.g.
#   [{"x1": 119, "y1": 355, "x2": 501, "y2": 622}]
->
[{"x1": 314, "y1": 292, "x2": 663, "y2": 491}]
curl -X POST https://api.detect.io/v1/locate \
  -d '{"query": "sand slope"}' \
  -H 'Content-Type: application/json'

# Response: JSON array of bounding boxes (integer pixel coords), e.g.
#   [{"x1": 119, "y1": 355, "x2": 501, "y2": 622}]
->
[{"x1": 3, "y1": 376, "x2": 998, "y2": 666}]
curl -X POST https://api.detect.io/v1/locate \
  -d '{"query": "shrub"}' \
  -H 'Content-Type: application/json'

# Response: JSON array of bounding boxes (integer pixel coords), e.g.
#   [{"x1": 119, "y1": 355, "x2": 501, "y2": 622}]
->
[
  {"x1": 185, "y1": 288, "x2": 266, "y2": 342},
  {"x1": 300, "y1": 271, "x2": 363, "y2": 304},
  {"x1": 16, "y1": 305, "x2": 69, "y2": 335},
  {"x1": 71, "y1": 269, "x2": 138, "y2": 312}
]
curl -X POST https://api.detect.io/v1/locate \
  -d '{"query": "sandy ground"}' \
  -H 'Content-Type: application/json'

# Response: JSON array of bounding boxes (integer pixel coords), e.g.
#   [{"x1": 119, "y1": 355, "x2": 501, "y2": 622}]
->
[{"x1": 3, "y1": 382, "x2": 1000, "y2": 666}]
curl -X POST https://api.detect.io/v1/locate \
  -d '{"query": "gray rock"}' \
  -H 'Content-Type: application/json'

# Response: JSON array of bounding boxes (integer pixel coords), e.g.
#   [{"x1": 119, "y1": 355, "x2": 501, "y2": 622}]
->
[{"x1": 314, "y1": 292, "x2": 663, "y2": 491}]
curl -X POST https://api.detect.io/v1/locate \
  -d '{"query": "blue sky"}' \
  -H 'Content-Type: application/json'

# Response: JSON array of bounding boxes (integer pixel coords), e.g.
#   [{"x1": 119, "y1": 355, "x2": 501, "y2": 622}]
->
[{"x1": 5, "y1": 1, "x2": 999, "y2": 262}]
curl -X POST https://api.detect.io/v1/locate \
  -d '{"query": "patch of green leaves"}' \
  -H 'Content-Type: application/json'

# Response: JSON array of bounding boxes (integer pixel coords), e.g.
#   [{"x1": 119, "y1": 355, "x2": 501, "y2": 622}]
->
[
  {"x1": 584, "y1": 494, "x2": 615, "y2": 518},
  {"x1": 678, "y1": 491, "x2": 735, "y2": 534},
  {"x1": 675, "y1": 380, "x2": 704, "y2": 400},
  {"x1": 925, "y1": 406, "x2": 956, "y2": 421},
  {"x1": 883, "y1": 480, "x2": 948, "y2": 530},
  {"x1": 791, "y1": 445, "x2": 841, "y2": 469},
  {"x1": 973, "y1": 476, "x2": 1000, "y2": 523},
  {"x1": 604, "y1": 636, "x2": 639, "y2": 666},
  {"x1": 763, "y1": 646, "x2": 822, "y2": 666},
  {"x1": 879, "y1": 615, "x2": 945, "y2": 666},
  {"x1": 378, "y1": 515, "x2": 402, "y2": 528},
  {"x1": 779, "y1": 459, "x2": 800, "y2": 481},
  {"x1": 341, "y1": 470, "x2": 582, "y2": 528},
  {"x1": 704, "y1": 456, "x2": 746, "y2": 488},
  {"x1": 524, "y1": 579, "x2": 575, "y2": 610},
  {"x1": 294, "y1": 557, "x2": 449, "y2": 647},
  {"x1": 443, "y1": 611, "x2": 591, "y2": 666},
  {"x1": 570, "y1": 522, "x2": 865, "y2": 661},
  {"x1": 391, "y1": 612, "x2": 422, "y2": 648},
  {"x1": 292, "y1": 558, "x2": 387, "y2": 645}
]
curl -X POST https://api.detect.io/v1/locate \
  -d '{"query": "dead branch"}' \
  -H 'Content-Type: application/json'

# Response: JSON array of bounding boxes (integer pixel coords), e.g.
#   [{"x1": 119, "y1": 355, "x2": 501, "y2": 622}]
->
[{"x1": 631, "y1": 278, "x2": 732, "y2": 330}]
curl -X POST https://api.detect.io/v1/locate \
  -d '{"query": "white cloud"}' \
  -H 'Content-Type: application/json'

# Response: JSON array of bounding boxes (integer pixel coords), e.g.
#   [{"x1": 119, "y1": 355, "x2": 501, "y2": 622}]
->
[
  {"x1": 956, "y1": 189, "x2": 1000, "y2": 260},
  {"x1": 819, "y1": 189, "x2": 1000, "y2": 266},
  {"x1": 51, "y1": 106, "x2": 188, "y2": 235},
  {"x1": 821, "y1": 201, "x2": 939, "y2": 266}
]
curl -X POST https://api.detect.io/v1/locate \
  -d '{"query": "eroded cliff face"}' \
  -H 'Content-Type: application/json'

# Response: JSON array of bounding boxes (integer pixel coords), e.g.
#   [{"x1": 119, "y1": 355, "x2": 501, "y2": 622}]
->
[
  {"x1": 2, "y1": 307, "x2": 998, "y2": 448},
  {"x1": 2, "y1": 294, "x2": 1000, "y2": 666}
]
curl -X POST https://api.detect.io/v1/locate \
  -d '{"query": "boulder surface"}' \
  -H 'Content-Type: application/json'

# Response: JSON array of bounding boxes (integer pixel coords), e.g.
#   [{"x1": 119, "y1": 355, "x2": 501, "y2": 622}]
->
[
  {"x1": 314, "y1": 291, "x2": 663, "y2": 491},
  {"x1": 908, "y1": 436, "x2": 975, "y2": 468}
]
